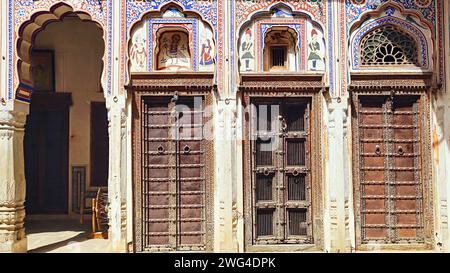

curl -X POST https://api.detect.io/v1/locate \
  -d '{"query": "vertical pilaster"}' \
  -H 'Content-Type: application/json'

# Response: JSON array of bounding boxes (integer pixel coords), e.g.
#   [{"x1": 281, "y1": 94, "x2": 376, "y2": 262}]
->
[
  {"x1": 327, "y1": 0, "x2": 348, "y2": 252},
  {"x1": 0, "y1": 101, "x2": 28, "y2": 253},
  {"x1": 443, "y1": 0, "x2": 450, "y2": 253},
  {"x1": 212, "y1": 0, "x2": 234, "y2": 252},
  {"x1": 107, "y1": 0, "x2": 128, "y2": 252}
]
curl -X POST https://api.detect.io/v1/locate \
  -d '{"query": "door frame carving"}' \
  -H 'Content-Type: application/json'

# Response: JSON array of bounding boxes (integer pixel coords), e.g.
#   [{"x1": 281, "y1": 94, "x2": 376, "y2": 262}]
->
[
  {"x1": 350, "y1": 72, "x2": 434, "y2": 251},
  {"x1": 129, "y1": 72, "x2": 215, "y2": 252},
  {"x1": 240, "y1": 73, "x2": 325, "y2": 252}
]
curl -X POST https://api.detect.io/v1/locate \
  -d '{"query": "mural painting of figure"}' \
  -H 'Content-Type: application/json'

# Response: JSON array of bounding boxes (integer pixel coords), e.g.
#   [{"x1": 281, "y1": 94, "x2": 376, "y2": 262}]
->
[
  {"x1": 201, "y1": 39, "x2": 214, "y2": 65},
  {"x1": 241, "y1": 28, "x2": 254, "y2": 71},
  {"x1": 130, "y1": 31, "x2": 147, "y2": 71},
  {"x1": 308, "y1": 29, "x2": 323, "y2": 70},
  {"x1": 158, "y1": 32, "x2": 190, "y2": 70}
]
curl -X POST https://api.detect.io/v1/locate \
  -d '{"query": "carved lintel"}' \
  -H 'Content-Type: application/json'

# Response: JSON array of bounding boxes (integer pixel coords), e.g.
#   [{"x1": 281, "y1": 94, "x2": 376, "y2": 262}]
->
[
  {"x1": 239, "y1": 73, "x2": 324, "y2": 92},
  {"x1": 349, "y1": 73, "x2": 432, "y2": 92},
  {"x1": 128, "y1": 72, "x2": 214, "y2": 92}
]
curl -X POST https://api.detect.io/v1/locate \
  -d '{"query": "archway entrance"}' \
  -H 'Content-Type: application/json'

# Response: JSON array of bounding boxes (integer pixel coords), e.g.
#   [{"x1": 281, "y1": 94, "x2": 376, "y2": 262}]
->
[
  {"x1": 20, "y1": 15, "x2": 109, "y2": 251},
  {"x1": 24, "y1": 14, "x2": 107, "y2": 215}
]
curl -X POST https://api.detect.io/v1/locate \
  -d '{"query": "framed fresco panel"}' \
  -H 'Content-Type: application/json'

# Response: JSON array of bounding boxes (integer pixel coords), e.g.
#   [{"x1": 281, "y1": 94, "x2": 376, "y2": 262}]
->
[{"x1": 31, "y1": 50, "x2": 55, "y2": 92}]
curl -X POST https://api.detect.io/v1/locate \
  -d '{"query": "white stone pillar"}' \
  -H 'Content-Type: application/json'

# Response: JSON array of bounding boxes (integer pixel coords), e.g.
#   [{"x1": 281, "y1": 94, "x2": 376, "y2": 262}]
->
[
  {"x1": 214, "y1": 99, "x2": 234, "y2": 252},
  {"x1": 106, "y1": 98, "x2": 127, "y2": 253},
  {"x1": 212, "y1": 0, "x2": 234, "y2": 252},
  {"x1": 0, "y1": 101, "x2": 28, "y2": 253},
  {"x1": 326, "y1": 0, "x2": 351, "y2": 252},
  {"x1": 106, "y1": 0, "x2": 128, "y2": 252}
]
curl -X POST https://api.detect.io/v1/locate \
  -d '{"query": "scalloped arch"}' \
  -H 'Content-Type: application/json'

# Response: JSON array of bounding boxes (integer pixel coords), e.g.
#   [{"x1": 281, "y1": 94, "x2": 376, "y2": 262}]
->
[
  {"x1": 237, "y1": 2, "x2": 326, "y2": 38},
  {"x1": 15, "y1": 2, "x2": 107, "y2": 101},
  {"x1": 348, "y1": 2, "x2": 434, "y2": 35},
  {"x1": 349, "y1": 8, "x2": 433, "y2": 71},
  {"x1": 126, "y1": 2, "x2": 217, "y2": 80}
]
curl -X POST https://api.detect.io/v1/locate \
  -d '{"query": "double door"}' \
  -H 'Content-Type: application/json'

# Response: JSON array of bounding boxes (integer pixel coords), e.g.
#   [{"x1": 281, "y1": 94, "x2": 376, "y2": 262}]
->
[
  {"x1": 250, "y1": 98, "x2": 313, "y2": 244},
  {"x1": 356, "y1": 95, "x2": 424, "y2": 244},
  {"x1": 137, "y1": 96, "x2": 206, "y2": 252}
]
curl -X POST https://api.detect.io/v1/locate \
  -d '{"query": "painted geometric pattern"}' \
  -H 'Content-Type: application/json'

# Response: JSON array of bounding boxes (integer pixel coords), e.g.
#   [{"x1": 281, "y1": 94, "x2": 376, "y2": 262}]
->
[
  {"x1": 345, "y1": 0, "x2": 437, "y2": 32},
  {"x1": 235, "y1": 0, "x2": 326, "y2": 27},
  {"x1": 13, "y1": 0, "x2": 110, "y2": 28}
]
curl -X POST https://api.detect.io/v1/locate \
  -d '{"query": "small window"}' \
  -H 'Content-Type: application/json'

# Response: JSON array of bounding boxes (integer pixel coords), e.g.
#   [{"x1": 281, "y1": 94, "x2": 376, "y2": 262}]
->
[
  {"x1": 270, "y1": 46, "x2": 287, "y2": 68},
  {"x1": 263, "y1": 29, "x2": 296, "y2": 71}
]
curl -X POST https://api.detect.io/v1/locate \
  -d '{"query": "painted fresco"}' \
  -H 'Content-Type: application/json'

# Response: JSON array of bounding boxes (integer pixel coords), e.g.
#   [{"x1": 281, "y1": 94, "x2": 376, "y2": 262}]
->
[
  {"x1": 130, "y1": 24, "x2": 148, "y2": 73},
  {"x1": 4, "y1": 0, "x2": 443, "y2": 99},
  {"x1": 240, "y1": 28, "x2": 255, "y2": 72},
  {"x1": 199, "y1": 22, "x2": 215, "y2": 71},
  {"x1": 128, "y1": 6, "x2": 214, "y2": 73},
  {"x1": 238, "y1": 5, "x2": 325, "y2": 73},
  {"x1": 307, "y1": 25, "x2": 325, "y2": 71},
  {"x1": 157, "y1": 31, "x2": 191, "y2": 71}
]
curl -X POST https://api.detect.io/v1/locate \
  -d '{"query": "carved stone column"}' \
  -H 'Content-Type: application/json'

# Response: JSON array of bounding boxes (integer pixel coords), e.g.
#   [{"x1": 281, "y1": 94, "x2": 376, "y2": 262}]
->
[{"x1": 0, "y1": 103, "x2": 28, "y2": 253}]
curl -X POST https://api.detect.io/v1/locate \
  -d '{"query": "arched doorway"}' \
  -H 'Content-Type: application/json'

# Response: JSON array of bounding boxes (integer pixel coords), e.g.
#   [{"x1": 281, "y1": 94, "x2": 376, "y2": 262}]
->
[
  {"x1": 24, "y1": 15, "x2": 108, "y2": 215},
  {"x1": 20, "y1": 13, "x2": 109, "y2": 251}
]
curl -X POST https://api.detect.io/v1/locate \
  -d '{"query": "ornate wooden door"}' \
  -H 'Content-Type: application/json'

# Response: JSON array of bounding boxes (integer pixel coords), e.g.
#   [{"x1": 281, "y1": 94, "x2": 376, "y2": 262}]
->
[
  {"x1": 250, "y1": 98, "x2": 312, "y2": 245},
  {"x1": 356, "y1": 95, "x2": 425, "y2": 244},
  {"x1": 136, "y1": 96, "x2": 206, "y2": 252}
]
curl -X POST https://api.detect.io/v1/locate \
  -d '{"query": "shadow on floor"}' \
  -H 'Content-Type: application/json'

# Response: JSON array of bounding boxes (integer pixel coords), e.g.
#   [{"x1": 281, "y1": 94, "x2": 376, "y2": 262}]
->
[
  {"x1": 26, "y1": 216, "x2": 91, "y2": 235},
  {"x1": 26, "y1": 215, "x2": 110, "y2": 253},
  {"x1": 28, "y1": 232, "x2": 88, "y2": 253}
]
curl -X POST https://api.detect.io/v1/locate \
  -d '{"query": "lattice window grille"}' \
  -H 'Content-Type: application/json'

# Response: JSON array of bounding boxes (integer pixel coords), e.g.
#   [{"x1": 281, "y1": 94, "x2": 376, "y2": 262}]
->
[{"x1": 360, "y1": 25, "x2": 419, "y2": 66}]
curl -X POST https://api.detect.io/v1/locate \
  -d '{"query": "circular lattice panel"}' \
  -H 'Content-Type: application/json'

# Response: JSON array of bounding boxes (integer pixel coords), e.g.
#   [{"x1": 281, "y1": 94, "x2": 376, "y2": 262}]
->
[{"x1": 360, "y1": 25, "x2": 418, "y2": 66}]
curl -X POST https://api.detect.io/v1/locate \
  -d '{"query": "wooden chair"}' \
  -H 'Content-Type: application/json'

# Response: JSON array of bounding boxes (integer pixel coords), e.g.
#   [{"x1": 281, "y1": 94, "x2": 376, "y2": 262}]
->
[
  {"x1": 78, "y1": 190, "x2": 97, "y2": 224},
  {"x1": 88, "y1": 188, "x2": 109, "y2": 239}
]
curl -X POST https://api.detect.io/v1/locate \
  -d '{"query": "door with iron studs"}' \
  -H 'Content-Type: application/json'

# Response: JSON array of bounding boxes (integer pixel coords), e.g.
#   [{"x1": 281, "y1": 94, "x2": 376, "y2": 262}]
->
[
  {"x1": 137, "y1": 96, "x2": 206, "y2": 252},
  {"x1": 356, "y1": 95, "x2": 426, "y2": 244}
]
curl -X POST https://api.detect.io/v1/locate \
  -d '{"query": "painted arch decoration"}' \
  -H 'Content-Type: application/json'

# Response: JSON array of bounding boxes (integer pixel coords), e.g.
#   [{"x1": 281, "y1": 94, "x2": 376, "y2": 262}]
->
[
  {"x1": 346, "y1": 0, "x2": 443, "y2": 80},
  {"x1": 122, "y1": 0, "x2": 219, "y2": 87},
  {"x1": 237, "y1": 4, "x2": 326, "y2": 73},
  {"x1": 8, "y1": 0, "x2": 113, "y2": 102},
  {"x1": 346, "y1": 0, "x2": 437, "y2": 32},
  {"x1": 128, "y1": 5, "x2": 216, "y2": 73},
  {"x1": 349, "y1": 6, "x2": 433, "y2": 71},
  {"x1": 235, "y1": 0, "x2": 327, "y2": 28}
]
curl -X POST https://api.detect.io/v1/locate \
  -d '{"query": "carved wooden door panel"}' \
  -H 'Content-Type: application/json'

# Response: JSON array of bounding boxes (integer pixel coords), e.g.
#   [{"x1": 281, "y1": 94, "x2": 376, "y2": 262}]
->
[
  {"x1": 251, "y1": 98, "x2": 312, "y2": 245},
  {"x1": 138, "y1": 96, "x2": 205, "y2": 252},
  {"x1": 357, "y1": 95, "x2": 424, "y2": 244}
]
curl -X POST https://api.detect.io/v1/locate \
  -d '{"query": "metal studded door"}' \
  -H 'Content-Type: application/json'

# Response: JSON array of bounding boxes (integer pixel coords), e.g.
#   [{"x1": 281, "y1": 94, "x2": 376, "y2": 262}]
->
[
  {"x1": 250, "y1": 98, "x2": 312, "y2": 245},
  {"x1": 138, "y1": 96, "x2": 206, "y2": 252},
  {"x1": 356, "y1": 95, "x2": 424, "y2": 244}
]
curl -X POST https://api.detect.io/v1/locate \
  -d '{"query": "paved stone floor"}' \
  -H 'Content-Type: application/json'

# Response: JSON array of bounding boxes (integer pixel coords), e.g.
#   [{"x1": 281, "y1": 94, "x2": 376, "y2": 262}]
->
[{"x1": 26, "y1": 215, "x2": 112, "y2": 253}]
